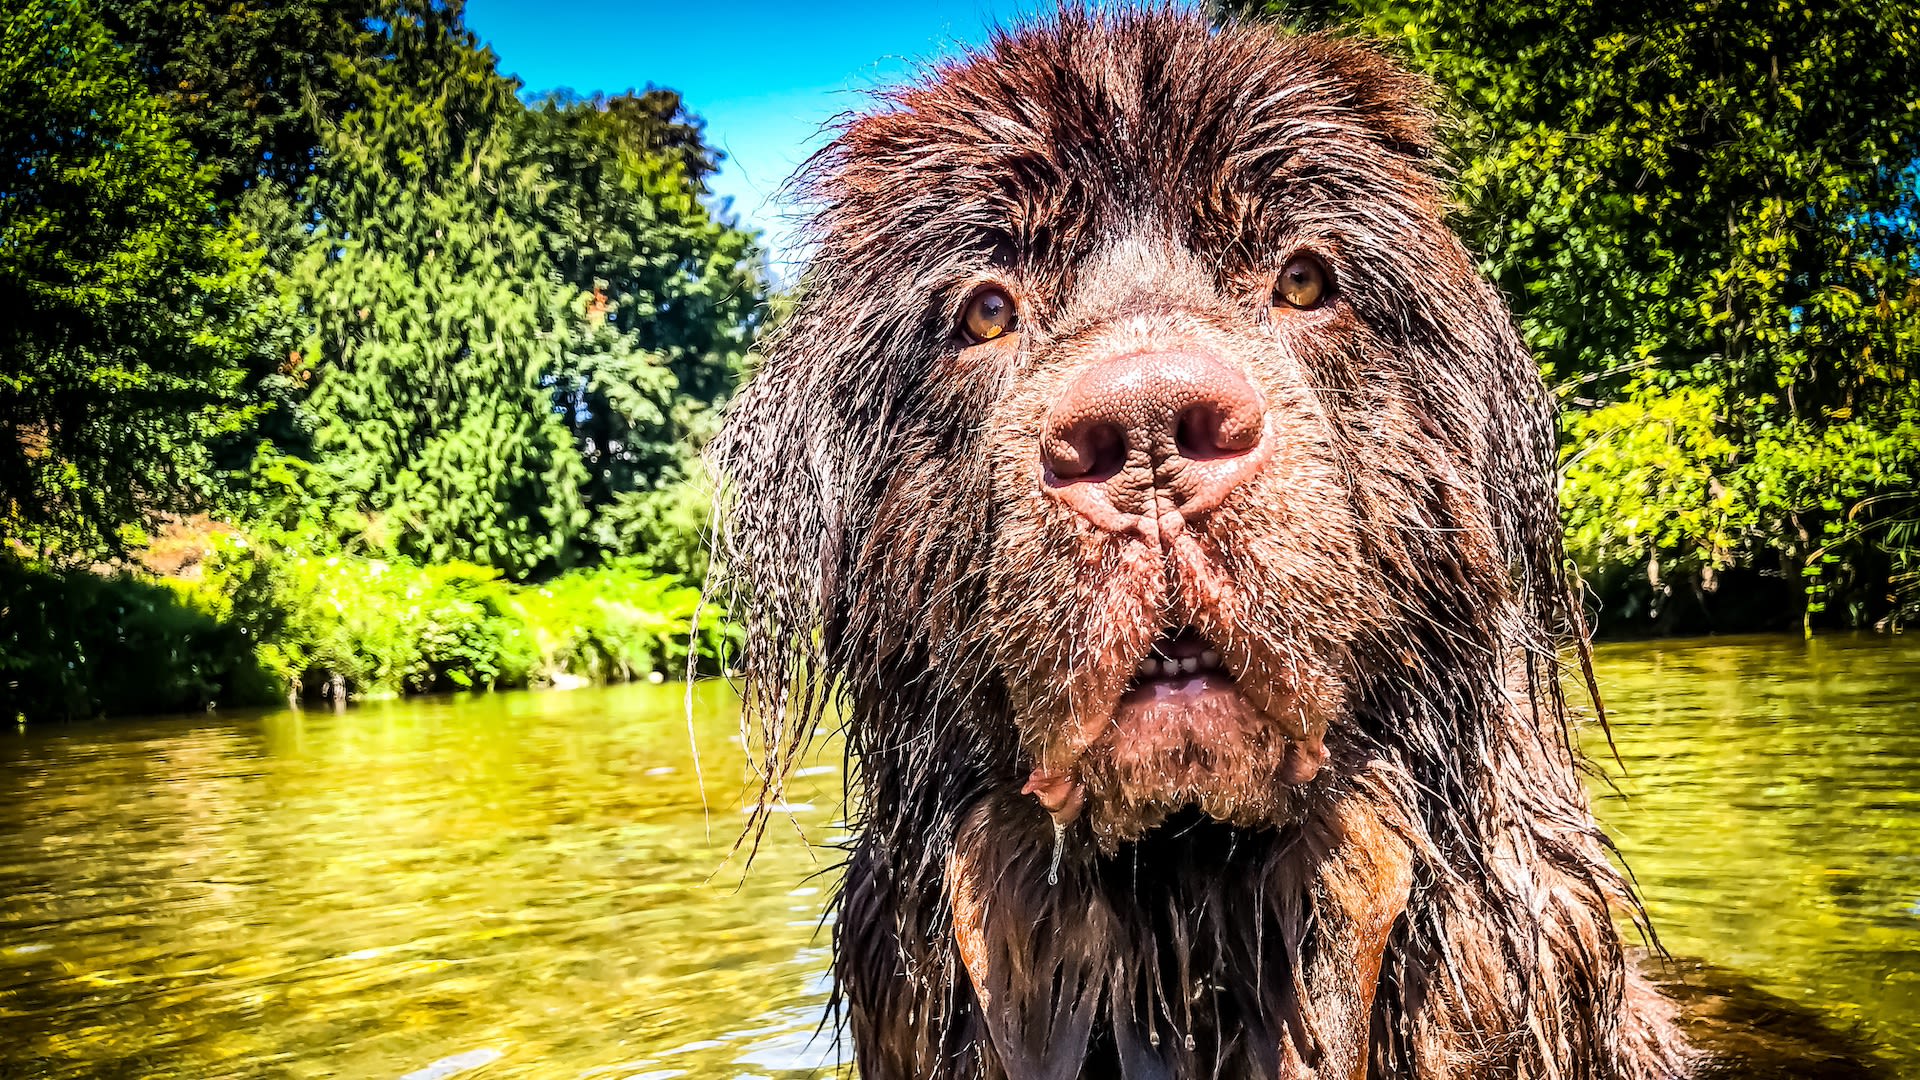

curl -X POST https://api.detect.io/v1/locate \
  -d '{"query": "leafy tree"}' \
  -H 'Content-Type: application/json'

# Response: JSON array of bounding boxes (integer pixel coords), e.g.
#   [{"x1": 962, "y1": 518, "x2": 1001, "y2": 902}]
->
[
  {"x1": 96, "y1": 0, "x2": 385, "y2": 200},
  {"x1": 288, "y1": 4, "x2": 585, "y2": 575},
  {"x1": 0, "y1": 0, "x2": 258, "y2": 558},
  {"x1": 1236, "y1": 0, "x2": 1920, "y2": 630},
  {"x1": 6, "y1": 0, "x2": 763, "y2": 585},
  {"x1": 84, "y1": 1, "x2": 395, "y2": 490},
  {"x1": 516, "y1": 91, "x2": 763, "y2": 563}
]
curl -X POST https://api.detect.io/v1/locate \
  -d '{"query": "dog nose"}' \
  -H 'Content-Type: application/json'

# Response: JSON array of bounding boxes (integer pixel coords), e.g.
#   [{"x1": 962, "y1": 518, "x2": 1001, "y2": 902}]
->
[{"x1": 1041, "y1": 351, "x2": 1270, "y2": 532}]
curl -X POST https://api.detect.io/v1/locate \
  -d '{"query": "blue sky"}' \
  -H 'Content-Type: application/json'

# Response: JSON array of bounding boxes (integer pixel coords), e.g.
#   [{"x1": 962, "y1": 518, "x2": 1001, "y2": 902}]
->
[{"x1": 465, "y1": 0, "x2": 1080, "y2": 275}]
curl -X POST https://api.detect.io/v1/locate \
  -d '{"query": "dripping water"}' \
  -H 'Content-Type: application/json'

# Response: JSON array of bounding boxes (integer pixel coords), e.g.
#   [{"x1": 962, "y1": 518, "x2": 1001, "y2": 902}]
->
[{"x1": 1048, "y1": 820, "x2": 1067, "y2": 885}]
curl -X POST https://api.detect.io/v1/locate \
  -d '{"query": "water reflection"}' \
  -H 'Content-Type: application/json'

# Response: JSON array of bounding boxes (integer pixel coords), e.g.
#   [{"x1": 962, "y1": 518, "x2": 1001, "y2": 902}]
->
[
  {"x1": 0, "y1": 635, "x2": 1916, "y2": 1077},
  {"x1": 1590, "y1": 634, "x2": 1920, "y2": 1074},
  {"x1": 0, "y1": 682, "x2": 851, "y2": 1079}
]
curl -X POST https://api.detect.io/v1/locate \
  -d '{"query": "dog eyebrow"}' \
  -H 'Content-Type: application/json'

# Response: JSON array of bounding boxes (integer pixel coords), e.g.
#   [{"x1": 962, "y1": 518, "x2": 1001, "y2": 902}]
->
[{"x1": 812, "y1": 125, "x2": 1433, "y2": 309}]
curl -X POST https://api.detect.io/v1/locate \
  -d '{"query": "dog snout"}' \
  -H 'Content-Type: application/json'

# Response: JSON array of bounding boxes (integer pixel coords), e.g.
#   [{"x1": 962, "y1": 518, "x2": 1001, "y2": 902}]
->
[{"x1": 1041, "y1": 351, "x2": 1272, "y2": 531}]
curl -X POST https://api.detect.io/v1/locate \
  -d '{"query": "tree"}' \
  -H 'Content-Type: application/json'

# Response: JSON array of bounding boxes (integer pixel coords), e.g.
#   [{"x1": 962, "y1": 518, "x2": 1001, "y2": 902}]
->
[
  {"x1": 96, "y1": 0, "x2": 386, "y2": 201},
  {"x1": 0, "y1": 0, "x2": 258, "y2": 557},
  {"x1": 1236, "y1": 0, "x2": 1920, "y2": 629},
  {"x1": 288, "y1": 4, "x2": 585, "y2": 575},
  {"x1": 88, "y1": 1, "x2": 394, "y2": 488},
  {"x1": 516, "y1": 91, "x2": 763, "y2": 563}
]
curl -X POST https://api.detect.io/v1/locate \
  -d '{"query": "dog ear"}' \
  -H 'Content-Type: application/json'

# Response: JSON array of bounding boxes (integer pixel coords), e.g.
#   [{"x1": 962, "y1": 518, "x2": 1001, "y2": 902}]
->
[
  {"x1": 1288, "y1": 33, "x2": 1442, "y2": 167},
  {"x1": 707, "y1": 310, "x2": 849, "y2": 815}
]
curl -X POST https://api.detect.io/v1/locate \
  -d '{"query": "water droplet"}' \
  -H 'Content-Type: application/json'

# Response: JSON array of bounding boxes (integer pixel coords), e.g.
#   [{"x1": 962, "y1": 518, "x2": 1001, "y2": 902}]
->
[
  {"x1": 1183, "y1": 1033, "x2": 1196, "y2": 1052},
  {"x1": 1149, "y1": 1031, "x2": 1160, "y2": 1048},
  {"x1": 1047, "y1": 820, "x2": 1067, "y2": 886}
]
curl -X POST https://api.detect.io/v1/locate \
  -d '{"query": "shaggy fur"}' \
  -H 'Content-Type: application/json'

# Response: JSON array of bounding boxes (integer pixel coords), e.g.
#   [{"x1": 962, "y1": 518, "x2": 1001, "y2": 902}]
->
[{"x1": 711, "y1": 8, "x2": 1693, "y2": 1079}]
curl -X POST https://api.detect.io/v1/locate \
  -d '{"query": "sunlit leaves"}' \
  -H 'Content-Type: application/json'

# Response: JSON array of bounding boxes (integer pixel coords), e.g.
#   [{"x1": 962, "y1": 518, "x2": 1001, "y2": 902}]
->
[
  {"x1": 0, "y1": 0, "x2": 259, "y2": 557},
  {"x1": 1247, "y1": 0, "x2": 1920, "y2": 628}
]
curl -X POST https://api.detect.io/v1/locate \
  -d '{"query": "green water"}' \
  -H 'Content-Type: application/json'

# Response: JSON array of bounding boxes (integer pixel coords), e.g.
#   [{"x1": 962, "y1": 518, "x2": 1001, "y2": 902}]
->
[
  {"x1": 0, "y1": 635, "x2": 1916, "y2": 1078},
  {"x1": 1591, "y1": 634, "x2": 1920, "y2": 1072}
]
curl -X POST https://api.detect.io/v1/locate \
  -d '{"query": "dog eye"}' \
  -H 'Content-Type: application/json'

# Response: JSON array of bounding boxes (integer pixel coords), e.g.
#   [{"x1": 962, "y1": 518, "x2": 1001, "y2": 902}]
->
[
  {"x1": 960, "y1": 285, "x2": 1018, "y2": 343},
  {"x1": 1273, "y1": 253, "x2": 1331, "y2": 310}
]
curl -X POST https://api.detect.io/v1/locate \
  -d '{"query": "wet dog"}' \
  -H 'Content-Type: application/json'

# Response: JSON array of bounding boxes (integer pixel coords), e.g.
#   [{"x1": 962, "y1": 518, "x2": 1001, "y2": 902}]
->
[{"x1": 713, "y1": 9, "x2": 1691, "y2": 1078}]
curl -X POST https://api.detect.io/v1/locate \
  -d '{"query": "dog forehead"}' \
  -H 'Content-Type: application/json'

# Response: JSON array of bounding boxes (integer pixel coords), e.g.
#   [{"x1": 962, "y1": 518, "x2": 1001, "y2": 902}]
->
[
  {"x1": 810, "y1": 10, "x2": 1437, "y2": 274},
  {"x1": 1054, "y1": 227, "x2": 1220, "y2": 323}
]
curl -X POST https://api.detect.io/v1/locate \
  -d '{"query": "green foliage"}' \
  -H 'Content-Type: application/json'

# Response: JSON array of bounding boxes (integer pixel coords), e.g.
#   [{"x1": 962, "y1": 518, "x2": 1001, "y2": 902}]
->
[
  {"x1": 269, "y1": 18, "x2": 762, "y2": 580},
  {"x1": 1240, "y1": 0, "x2": 1920, "y2": 629},
  {"x1": 588, "y1": 473, "x2": 719, "y2": 584},
  {"x1": 96, "y1": 0, "x2": 385, "y2": 199},
  {"x1": 201, "y1": 532, "x2": 723, "y2": 701},
  {"x1": 1747, "y1": 388, "x2": 1920, "y2": 627},
  {"x1": 286, "y1": 6, "x2": 588, "y2": 576},
  {"x1": 1, "y1": 0, "x2": 759, "y2": 718},
  {"x1": 519, "y1": 91, "x2": 763, "y2": 567},
  {"x1": 1558, "y1": 381, "x2": 1920, "y2": 626},
  {"x1": 4, "y1": 0, "x2": 759, "y2": 579},
  {"x1": 523, "y1": 90, "x2": 762, "y2": 405},
  {"x1": 512, "y1": 558, "x2": 728, "y2": 685},
  {"x1": 1561, "y1": 383, "x2": 1744, "y2": 600},
  {"x1": 0, "y1": 553, "x2": 278, "y2": 722},
  {"x1": 204, "y1": 540, "x2": 533, "y2": 697},
  {"x1": 0, "y1": 0, "x2": 259, "y2": 558},
  {"x1": 1, "y1": 530, "x2": 729, "y2": 722}
]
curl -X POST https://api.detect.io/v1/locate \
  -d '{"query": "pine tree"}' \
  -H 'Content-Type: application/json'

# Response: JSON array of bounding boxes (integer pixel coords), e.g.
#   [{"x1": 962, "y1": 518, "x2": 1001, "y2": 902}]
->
[{"x1": 290, "y1": 4, "x2": 585, "y2": 575}]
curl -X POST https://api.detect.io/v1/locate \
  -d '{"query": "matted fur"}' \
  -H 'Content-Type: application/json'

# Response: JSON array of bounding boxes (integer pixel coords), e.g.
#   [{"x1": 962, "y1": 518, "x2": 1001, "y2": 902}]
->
[{"x1": 710, "y1": 7, "x2": 1692, "y2": 1079}]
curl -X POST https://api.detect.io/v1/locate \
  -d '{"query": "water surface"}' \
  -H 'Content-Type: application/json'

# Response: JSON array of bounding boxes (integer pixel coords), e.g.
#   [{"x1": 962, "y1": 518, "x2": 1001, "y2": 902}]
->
[
  {"x1": 1, "y1": 635, "x2": 1916, "y2": 1077},
  {"x1": 0, "y1": 683, "x2": 848, "y2": 1079},
  {"x1": 1591, "y1": 634, "x2": 1920, "y2": 1073}
]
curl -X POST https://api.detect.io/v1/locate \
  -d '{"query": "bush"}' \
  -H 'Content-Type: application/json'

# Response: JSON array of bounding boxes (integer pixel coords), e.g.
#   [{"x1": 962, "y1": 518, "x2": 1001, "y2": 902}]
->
[
  {"x1": 197, "y1": 533, "x2": 729, "y2": 702},
  {"x1": 1, "y1": 529, "x2": 733, "y2": 721},
  {"x1": 1560, "y1": 384, "x2": 1746, "y2": 624},
  {"x1": 1562, "y1": 379, "x2": 1920, "y2": 632},
  {"x1": 513, "y1": 559, "x2": 721, "y2": 684},
  {"x1": 0, "y1": 555, "x2": 278, "y2": 722},
  {"x1": 202, "y1": 544, "x2": 529, "y2": 697}
]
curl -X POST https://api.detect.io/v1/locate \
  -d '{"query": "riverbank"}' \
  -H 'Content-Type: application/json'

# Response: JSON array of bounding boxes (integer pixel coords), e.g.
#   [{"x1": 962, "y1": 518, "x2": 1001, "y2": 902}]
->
[
  {"x1": 8, "y1": 529, "x2": 1910, "y2": 725},
  {"x1": 0, "y1": 535, "x2": 731, "y2": 724}
]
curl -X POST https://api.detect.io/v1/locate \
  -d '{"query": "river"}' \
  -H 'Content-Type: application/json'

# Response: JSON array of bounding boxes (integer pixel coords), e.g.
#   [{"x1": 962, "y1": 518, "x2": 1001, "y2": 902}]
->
[{"x1": 1, "y1": 634, "x2": 1916, "y2": 1078}]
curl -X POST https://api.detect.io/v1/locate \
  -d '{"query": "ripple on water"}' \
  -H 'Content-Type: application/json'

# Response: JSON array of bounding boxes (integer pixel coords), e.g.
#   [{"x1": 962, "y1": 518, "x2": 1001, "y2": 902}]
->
[
  {"x1": 0, "y1": 636, "x2": 1916, "y2": 1077},
  {"x1": 1588, "y1": 633, "x2": 1920, "y2": 1073}
]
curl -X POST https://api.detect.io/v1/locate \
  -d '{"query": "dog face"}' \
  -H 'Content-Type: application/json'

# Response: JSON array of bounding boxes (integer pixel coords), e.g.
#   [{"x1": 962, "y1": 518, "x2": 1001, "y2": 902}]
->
[{"x1": 718, "y1": 10, "x2": 1558, "y2": 847}]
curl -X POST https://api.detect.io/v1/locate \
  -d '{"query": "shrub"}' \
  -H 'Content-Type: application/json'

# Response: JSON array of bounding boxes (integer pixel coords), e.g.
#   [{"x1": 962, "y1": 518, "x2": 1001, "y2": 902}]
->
[
  {"x1": 195, "y1": 534, "x2": 727, "y2": 703},
  {"x1": 0, "y1": 555, "x2": 277, "y2": 722},
  {"x1": 1562, "y1": 380, "x2": 1920, "y2": 631}
]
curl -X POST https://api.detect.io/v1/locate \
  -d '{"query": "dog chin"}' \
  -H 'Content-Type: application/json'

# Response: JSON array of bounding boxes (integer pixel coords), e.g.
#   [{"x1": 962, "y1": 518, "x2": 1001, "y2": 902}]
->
[
  {"x1": 1015, "y1": 623, "x2": 1339, "y2": 850},
  {"x1": 1047, "y1": 681, "x2": 1335, "y2": 852}
]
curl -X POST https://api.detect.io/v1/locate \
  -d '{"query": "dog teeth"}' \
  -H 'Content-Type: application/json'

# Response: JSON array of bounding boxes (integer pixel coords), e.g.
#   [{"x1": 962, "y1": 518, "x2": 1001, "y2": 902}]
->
[{"x1": 1133, "y1": 646, "x2": 1229, "y2": 683}]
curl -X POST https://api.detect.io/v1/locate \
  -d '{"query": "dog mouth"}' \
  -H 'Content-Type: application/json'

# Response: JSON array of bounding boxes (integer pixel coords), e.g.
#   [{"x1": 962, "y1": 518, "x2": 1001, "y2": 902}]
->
[
  {"x1": 1121, "y1": 626, "x2": 1231, "y2": 699},
  {"x1": 1109, "y1": 626, "x2": 1280, "y2": 764},
  {"x1": 1023, "y1": 624, "x2": 1330, "y2": 838}
]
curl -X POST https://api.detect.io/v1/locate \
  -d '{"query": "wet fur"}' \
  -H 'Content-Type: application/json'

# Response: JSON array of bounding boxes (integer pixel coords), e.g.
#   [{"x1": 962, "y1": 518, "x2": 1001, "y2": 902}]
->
[{"x1": 712, "y1": 8, "x2": 1692, "y2": 1079}]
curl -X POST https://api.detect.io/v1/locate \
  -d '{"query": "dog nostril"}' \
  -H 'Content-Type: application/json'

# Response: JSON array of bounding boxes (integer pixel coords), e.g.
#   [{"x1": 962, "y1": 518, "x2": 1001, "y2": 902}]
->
[
  {"x1": 1049, "y1": 421, "x2": 1126, "y2": 482},
  {"x1": 1177, "y1": 404, "x2": 1261, "y2": 461},
  {"x1": 1176, "y1": 406, "x2": 1219, "y2": 460}
]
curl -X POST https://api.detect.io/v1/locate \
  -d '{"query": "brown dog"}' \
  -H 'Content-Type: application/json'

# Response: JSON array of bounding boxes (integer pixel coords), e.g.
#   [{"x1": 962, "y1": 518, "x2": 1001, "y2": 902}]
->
[{"x1": 713, "y1": 9, "x2": 1692, "y2": 1079}]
